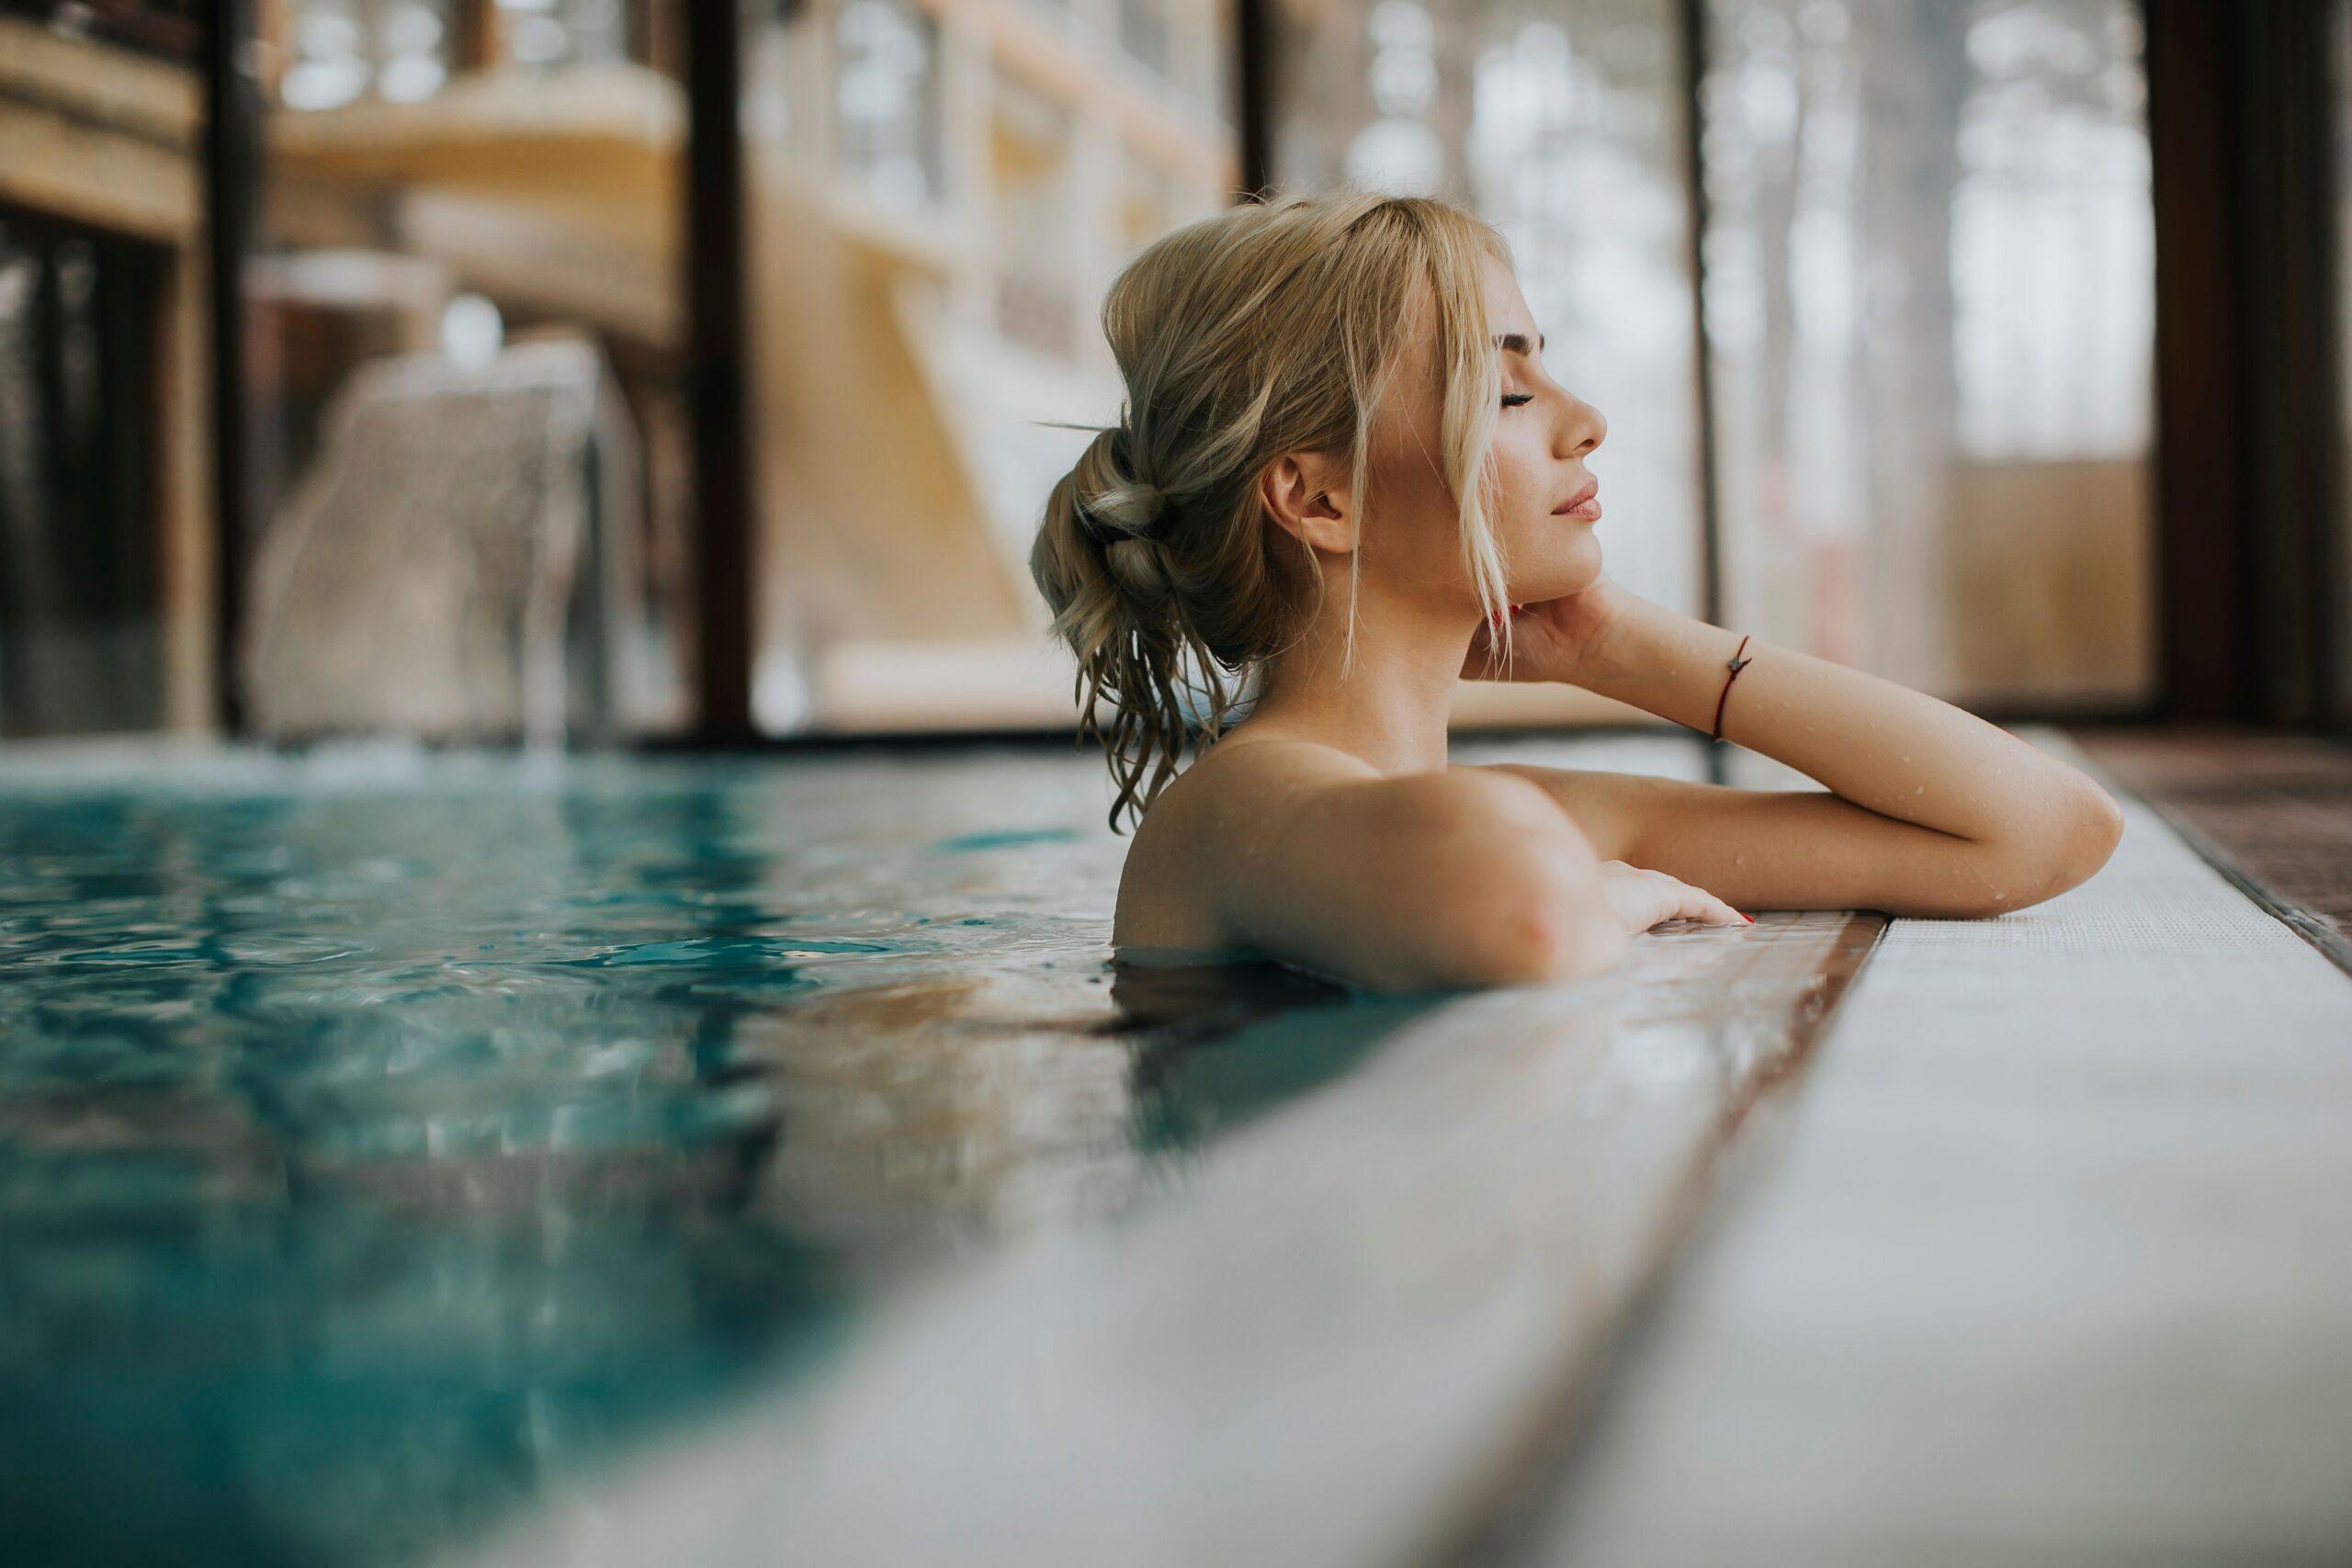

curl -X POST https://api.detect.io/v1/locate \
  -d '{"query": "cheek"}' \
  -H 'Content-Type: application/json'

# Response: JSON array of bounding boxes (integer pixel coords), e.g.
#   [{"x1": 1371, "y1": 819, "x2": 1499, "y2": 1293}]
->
[
  {"x1": 1489, "y1": 435, "x2": 1554, "y2": 527},
  {"x1": 1364, "y1": 443, "x2": 1459, "y2": 561}
]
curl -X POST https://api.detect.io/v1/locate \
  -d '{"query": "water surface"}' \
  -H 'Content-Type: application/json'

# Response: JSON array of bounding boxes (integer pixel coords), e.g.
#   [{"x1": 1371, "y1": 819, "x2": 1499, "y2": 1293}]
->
[{"x1": 0, "y1": 746, "x2": 1434, "y2": 1566}]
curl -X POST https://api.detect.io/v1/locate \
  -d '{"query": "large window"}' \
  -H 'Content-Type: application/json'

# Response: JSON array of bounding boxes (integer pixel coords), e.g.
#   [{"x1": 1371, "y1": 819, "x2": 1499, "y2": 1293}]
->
[
  {"x1": 741, "y1": 0, "x2": 1238, "y2": 733},
  {"x1": 240, "y1": 0, "x2": 694, "y2": 743},
  {"x1": 0, "y1": 0, "x2": 2178, "y2": 744},
  {"x1": 1700, "y1": 0, "x2": 2154, "y2": 705},
  {"x1": 1274, "y1": 0, "x2": 2155, "y2": 713}
]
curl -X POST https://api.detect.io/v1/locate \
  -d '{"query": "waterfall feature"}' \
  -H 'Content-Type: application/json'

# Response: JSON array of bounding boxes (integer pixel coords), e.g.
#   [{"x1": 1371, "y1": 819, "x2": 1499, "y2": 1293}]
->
[{"x1": 241, "y1": 335, "x2": 658, "y2": 746}]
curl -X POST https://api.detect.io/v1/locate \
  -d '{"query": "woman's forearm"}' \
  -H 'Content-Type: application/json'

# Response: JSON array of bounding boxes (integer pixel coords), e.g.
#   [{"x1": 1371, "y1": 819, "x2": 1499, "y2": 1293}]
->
[{"x1": 1574, "y1": 596, "x2": 2118, "y2": 850}]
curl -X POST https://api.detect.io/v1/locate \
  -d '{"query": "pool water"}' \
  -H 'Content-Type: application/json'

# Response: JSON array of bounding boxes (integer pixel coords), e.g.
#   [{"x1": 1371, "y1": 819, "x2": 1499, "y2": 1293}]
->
[{"x1": 0, "y1": 746, "x2": 1436, "y2": 1567}]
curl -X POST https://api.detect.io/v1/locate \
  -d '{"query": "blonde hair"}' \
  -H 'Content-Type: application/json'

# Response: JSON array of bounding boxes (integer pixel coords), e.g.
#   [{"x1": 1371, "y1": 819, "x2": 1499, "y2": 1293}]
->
[{"x1": 1030, "y1": 186, "x2": 1520, "y2": 833}]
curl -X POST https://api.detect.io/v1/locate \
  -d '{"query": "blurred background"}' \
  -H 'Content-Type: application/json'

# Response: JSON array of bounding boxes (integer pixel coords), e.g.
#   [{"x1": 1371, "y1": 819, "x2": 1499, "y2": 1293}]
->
[{"x1": 0, "y1": 0, "x2": 2344, "y2": 749}]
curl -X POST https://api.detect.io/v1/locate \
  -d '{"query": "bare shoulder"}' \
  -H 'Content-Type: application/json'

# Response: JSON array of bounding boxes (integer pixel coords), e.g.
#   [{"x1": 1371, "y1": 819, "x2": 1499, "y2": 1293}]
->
[
  {"x1": 1111, "y1": 737, "x2": 1376, "y2": 949},
  {"x1": 1114, "y1": 741, "x2": 1622, "y2": 988},
  {"x1": 1111, "y1": 741, "x2": 1599, "y2": 950}
]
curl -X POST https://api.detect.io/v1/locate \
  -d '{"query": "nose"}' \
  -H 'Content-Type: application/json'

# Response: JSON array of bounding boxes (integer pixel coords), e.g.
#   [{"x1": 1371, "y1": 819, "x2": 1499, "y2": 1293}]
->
[{"x1": 1558, "y1": 391, "x2": 1606, "y2": 458}]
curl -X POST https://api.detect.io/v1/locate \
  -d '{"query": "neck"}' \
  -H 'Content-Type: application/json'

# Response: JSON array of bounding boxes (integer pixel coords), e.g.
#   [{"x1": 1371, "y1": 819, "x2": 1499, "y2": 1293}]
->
[{"x1": 1234, "y1": 576, "x2": 1470, "y2": 775}]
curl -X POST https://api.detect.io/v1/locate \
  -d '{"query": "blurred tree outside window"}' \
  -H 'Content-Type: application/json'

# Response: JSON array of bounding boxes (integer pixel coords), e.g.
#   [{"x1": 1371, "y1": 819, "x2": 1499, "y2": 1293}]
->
[
  {"x1": 1280, "y1": 0, "x2": 2154, "y2": 714},
  {"x1": 1122, "y1": 0, "x2": 1173, "y2": 83},
  {"x1": 1701, "y1": 0, "x2": 2154, "y2": 706}
]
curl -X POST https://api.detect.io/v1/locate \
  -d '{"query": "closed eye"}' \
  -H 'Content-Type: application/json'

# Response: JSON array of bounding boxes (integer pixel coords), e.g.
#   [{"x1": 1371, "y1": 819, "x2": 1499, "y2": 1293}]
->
[{"x1": 1501, "y1": 392, "x2": 1533, "y2": 409}]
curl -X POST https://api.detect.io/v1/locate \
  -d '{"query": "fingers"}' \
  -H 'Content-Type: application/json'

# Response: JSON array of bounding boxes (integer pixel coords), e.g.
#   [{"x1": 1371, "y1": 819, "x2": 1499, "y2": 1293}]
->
[
  {"x1": 1644, "y1": 869, "x2": 1729, "y2": 925},
  {"x1": 1669, "y1": 879, "x2": 1744, "y2": 927},
  {"x1": 1596, "y1": 862, "x2": 1752, "y2": 932},
  {"x1": 1644, "y1": 867, "x2": 1747, "y2": 929}
]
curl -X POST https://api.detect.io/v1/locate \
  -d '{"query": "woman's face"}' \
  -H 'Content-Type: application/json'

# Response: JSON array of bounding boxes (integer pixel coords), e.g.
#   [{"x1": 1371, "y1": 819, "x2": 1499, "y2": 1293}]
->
[{"x1": 1358, "y1": 252, "x2": 1610, "y2": 615}]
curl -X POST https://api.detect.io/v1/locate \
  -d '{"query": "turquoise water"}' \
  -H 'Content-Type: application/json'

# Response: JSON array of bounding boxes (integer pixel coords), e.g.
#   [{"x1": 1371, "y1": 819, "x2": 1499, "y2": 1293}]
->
[{"x1": 0, "y1": 748, "x2": 1432, "y2": 1566}]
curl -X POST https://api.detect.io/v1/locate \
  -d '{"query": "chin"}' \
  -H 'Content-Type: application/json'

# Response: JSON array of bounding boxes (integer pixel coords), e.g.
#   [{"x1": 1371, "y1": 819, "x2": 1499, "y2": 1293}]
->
[{"x1": 1508, "y1": 536, "x2": 1604, "y2": 602}]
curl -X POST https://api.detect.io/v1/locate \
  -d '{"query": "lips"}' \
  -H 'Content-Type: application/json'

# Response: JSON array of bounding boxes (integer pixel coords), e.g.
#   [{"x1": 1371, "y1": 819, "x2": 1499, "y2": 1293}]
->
[{"x1": 1553, "y1": 479, "x2": 1600, "y2": 518}]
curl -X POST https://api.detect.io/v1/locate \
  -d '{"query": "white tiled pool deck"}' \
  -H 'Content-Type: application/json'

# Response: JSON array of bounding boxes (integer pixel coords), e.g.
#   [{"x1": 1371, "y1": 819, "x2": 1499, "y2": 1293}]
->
[{"x1": 1524, "y1": 736, "x2": 2352, "y2": 1566}]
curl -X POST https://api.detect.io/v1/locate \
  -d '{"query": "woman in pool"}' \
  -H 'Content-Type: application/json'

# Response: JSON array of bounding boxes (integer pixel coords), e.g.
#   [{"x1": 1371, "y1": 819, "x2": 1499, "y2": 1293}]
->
[{"x1": 1030, "y1": 188, "x2": 2124, "y2": 992}]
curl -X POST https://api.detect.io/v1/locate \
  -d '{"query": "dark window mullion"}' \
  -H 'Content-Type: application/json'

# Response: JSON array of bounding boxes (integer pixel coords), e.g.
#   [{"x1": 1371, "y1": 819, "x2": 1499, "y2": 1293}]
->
[
  {"x1": 203, "y1": 0, "x2": 260, "y2": 735},
  {"x1": 684, "y1": 0, "x2": 755, "y2": 743}
]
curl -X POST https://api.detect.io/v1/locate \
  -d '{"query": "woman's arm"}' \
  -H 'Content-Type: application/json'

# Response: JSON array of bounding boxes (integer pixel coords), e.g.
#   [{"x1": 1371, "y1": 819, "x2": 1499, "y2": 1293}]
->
[{"x1": 1478, "y1": 590, "x2": 2126, "y2": 918}]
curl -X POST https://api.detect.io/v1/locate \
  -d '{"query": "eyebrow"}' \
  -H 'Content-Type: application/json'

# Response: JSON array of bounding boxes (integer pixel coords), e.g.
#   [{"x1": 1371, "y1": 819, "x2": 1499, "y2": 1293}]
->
[{"x1": 1493, "y1": 332, "x2": 1546, "y2": 356}]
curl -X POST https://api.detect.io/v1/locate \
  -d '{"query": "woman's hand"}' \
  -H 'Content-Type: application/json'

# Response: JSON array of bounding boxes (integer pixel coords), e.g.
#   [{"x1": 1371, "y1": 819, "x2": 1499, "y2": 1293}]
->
[
  {"x1": 1462, "y1": 570, "x2": 1641, "y2": 687},
  {"x1": 1597, "y1": 859, "x2": 1750, "y2": 931}
]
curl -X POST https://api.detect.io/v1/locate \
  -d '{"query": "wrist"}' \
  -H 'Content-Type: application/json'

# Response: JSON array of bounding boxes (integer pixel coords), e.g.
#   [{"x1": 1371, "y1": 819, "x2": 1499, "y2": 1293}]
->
[
  {"x1": 1564, "y1": 591, "x2": 1665, "y2": 691},
  {"x1": 1571, "y1": 599, "x2": 1756, "y2": 739}
]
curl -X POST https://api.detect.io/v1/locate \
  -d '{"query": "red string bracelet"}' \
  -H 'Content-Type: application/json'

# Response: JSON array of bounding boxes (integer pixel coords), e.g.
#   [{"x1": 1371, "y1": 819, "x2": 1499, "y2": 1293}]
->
[{"x1": 1710, "y1": 635, "x2": 1753, "y2": 742}]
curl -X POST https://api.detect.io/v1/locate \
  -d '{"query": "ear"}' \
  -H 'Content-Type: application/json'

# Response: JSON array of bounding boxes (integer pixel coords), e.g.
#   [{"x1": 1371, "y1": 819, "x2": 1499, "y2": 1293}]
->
[{"x1": 1258, "y1": 450, "x2": 1356, "y2": 557}]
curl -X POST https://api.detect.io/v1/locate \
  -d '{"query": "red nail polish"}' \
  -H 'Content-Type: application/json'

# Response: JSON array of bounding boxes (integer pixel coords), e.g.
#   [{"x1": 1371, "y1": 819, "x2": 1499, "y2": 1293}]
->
[{"x1": 1741, "y1": 913, "x2": 1756, "y2": 923}]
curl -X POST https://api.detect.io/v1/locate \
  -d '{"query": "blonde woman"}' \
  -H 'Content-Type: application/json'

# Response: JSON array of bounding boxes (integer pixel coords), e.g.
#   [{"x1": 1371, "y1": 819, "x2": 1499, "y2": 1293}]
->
[{"x1": 1031, "y1": 188, "x2": 2124, "y2": 993}]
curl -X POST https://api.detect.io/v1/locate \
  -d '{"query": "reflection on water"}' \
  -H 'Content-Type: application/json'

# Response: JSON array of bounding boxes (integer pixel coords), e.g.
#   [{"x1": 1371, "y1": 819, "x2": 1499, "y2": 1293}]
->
[{"x1": 0, "y1": 750, "x2": 1430, "y2": 1568}]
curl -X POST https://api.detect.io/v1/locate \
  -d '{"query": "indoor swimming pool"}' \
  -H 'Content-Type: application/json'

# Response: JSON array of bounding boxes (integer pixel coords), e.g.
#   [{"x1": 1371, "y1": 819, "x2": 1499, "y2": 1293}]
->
[
  {"x1": 0, "y1": 741, "x2": 1435, "y2": 1565},
  {"x1": 25, "y1": 731, "x2": 2331, "y2": 1568}
]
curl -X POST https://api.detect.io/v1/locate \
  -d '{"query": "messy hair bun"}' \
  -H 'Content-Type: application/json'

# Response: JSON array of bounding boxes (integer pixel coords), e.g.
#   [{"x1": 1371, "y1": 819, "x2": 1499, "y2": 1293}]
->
[
  {"x1": 1031, "y1": 186, "x2": 1516, "y2": 833},
  {"x1": 1070, "y1": 424, "x2": 1173, "y2": 605}
]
